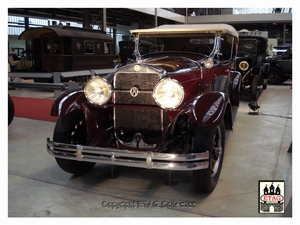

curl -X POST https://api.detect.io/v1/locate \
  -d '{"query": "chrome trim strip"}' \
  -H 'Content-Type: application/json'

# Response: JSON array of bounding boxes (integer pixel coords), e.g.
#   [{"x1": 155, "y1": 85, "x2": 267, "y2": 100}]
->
[
  {"x1": 47, "y1": 138, "x2": 209, "y2": 171},
  {"x1": 113, "y1": 90, "x2": 153, "y2": 94}
]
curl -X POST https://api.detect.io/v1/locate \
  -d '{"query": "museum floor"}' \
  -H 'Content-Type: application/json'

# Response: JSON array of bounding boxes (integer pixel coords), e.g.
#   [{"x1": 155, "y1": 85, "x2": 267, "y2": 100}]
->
[{"x1": 7, "y1": 80, "x2": 293, "y2": 219}]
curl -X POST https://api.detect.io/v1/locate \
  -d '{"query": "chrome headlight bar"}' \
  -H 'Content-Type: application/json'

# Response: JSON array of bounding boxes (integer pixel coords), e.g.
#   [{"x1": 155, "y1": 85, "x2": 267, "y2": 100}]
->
[{"x1": 85, "y1": 76, "x2": 184, "y2": 109}]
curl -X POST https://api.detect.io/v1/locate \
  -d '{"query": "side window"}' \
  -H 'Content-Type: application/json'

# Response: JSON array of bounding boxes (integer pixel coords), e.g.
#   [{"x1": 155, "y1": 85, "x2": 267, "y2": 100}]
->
[
  {"x1": 43, "y1": 37, "x2": 51, "y2": 55},
  {"x1": 63, "y1": 38, "x2": 72, "y2": 54},
  {"x1": 104, "y1": 42, "x2": 111, "y2": 54},
  {"x1": 53, "y1": 37, "x2": 62, "y2": 54},
  {"x1": 84, "y1": 41, "x2": 95, "y2": 54}
]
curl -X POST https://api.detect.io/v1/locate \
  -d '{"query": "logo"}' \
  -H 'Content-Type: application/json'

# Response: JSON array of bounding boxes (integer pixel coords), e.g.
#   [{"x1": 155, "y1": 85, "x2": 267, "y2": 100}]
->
[
  {"x1": 259, "y1": 180, "x2": 285, "y2": 214},
  {"x1": 76, "y1": 42, "x2": 81, "y2": 50},
  {"x1": 130, "y1": 86, "x2": 139, "y2": 97},
  {"x1": 134, "y1": 65, "x2": 141, "y2": 71}
]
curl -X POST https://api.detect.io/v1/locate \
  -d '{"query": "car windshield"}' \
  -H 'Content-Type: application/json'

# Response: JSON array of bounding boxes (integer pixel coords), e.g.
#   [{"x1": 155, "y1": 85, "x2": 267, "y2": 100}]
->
[
  {"x1": 137, "y1": 36, "x2": 215, "y2": 56},
  {"x1": 135, "y1": 35, "x2": 235, "y2": 62},
  {"x1": 238, "y1": 39, "x2": 258, "y2": 55},
  {"x1": 238, "y1": 37, "x2": 268, "y2": 55}
]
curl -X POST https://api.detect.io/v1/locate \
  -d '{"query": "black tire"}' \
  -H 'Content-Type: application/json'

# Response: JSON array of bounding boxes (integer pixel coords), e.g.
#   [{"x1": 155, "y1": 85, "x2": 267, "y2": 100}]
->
[
  {"x1": 262, "y1": 81, "x2": 267, "y2": 90},
  {"x1": 193, "y1": 121, "x2": 225, "y2": 193},
  {"x1": 250, "y1": 75, "x2": 259, "y2": 101},
  {"x1": 281, "y1": 76, "x2": 289, "y2": 83},
  {"x1": 8, "y1": 94, "x2": 14, "y2": 126},
  {"x1": 267, "y1": 67, "x2": 282, "y2": 85},
  {"x1": 53, "y1": 110, "x2": 95, "y2": 175},
  {"x1": 260, "y1": 73, "x2": 267, "y2": 90}
]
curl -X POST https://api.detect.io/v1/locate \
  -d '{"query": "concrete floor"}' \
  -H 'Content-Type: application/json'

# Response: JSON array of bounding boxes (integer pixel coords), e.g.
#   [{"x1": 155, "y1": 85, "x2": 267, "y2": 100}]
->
[{"x1": 7, "y1": 81, "x2": 292, "y2": 218}]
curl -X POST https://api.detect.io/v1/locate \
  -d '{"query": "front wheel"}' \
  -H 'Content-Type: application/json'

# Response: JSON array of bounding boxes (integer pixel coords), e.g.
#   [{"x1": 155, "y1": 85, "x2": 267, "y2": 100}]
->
[
  {"x1": 193, "y1": 121, "x2": 225, "y2": 193},
  {"x1": 53, "y1": 110, "x2": 95, "y2": 175},
  {"x1": 267, "y1": 67, "x2": 282, "y2": 85},
  {"x1": 250, "y1": 75, "x2": 259, "y2": 101},
  {"x1": 262, "y1": 81, "x2": 267, "y2": 90},
  {"x1": 8, "y1": 94, "x2": 14, "y2": 126}
]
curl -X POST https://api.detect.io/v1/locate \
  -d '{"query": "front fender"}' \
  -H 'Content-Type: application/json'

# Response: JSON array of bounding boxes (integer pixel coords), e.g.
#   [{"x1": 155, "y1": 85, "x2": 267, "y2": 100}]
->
[
  {"x1": 184, "y1": 92, "x2": 226, "y2": 127},
  {"x1": 51, "y1": 89, "x2": 114, "y2": 145},
  {"x1": 230, "y1": 71, "x2": 242, "y2": 107},
  {"x1": 51, "y1": 89, "x2": 87, "y2": 117}
]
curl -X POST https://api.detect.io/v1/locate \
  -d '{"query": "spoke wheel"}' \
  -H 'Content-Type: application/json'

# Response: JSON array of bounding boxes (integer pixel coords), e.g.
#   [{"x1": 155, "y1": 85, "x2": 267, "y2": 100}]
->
[
  {"x1": 193, "y1": 121, "x2": 225, "y2": 193},
  {"x1": 250, "y1": 75, "x2": 259, "y2": 101},
  {"x1": 53, "y1": 110, "x2": 95, "y2": 175},
  {"x1": 267, "y1": 67, "x2": 282, "y2": 85},
  {"x1": 211, "y1": 127, "x2": 223, "y2": 177}
]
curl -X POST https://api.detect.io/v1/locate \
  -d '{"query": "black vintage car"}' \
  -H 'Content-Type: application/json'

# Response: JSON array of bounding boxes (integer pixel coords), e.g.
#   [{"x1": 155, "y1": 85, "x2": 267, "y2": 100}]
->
[
  {"x1": 235, "y1": 36, "x2": 270, "y2": 111},
  {"x1": 265, "y1": 46, "x2": 292, "y2": 85},
  {"x1": 118, "y1": 38, "x2": 155, "y2": 64}
]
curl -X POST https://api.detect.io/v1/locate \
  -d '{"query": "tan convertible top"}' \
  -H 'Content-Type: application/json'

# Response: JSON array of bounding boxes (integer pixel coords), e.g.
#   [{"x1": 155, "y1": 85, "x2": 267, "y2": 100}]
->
[{"x1": 131, "y1": 24, "x2": 239, "y2": 38}]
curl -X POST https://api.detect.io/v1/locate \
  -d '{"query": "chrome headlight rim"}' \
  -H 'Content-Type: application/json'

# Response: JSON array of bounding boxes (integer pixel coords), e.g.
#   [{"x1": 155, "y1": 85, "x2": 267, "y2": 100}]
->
[
  {"x1": 239, "y1": 60, "x2": 249, "y2": 71},
  {"x1": 84, "y1": 77, "x2": 112, "y2": 106},
  {"x1": 153, "y1": 78, "x2": 184, "y2": 109}
]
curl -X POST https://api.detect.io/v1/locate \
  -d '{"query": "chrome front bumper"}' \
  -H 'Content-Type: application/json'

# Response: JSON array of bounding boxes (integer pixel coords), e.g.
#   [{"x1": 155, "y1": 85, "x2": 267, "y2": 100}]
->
[{"x1": 46, "y1": 138, "x2": 209, "y2": 171}]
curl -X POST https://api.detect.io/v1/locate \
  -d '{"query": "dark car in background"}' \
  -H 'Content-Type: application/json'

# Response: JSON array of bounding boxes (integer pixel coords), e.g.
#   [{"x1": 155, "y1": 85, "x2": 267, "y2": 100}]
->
[
  {"x1": 265, "y1": 46, "x2": 292, "y2": 85},
  {"x1": 235, "y1": 36, "x2": 269, "y2": 109},
  {"x1": 47, "y1": 24, "x2": 242, "y2": 193},
  {"x1": 118, "y1": 38, "x2": 155, "y2": 65}
]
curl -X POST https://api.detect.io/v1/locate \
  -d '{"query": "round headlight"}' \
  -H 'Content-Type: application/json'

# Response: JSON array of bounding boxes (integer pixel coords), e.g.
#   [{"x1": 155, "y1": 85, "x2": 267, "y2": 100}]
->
[
  {"x1": 84, "y1": 77, "x2": 112, "y2": 105},
  {"x1": 153, "y1": 78, "x2": 184, "y2": 109},
  {"x1": 239, "y1": 61, "x2": 249, "y2": 71}
]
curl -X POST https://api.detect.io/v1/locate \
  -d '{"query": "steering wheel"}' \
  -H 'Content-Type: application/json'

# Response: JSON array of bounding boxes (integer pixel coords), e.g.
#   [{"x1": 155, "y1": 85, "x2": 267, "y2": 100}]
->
[{"x1": 182, "y1": 42, "x2": 212, "y2": 54}]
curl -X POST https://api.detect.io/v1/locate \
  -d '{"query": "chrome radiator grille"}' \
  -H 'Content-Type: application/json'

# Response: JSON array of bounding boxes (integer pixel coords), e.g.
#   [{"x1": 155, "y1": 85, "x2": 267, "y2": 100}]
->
[
  {"x1": 113, "y1": 72, "x2": 160, "y2": 105},
  {"x1": 113, "y1": 70, "x2": 163, "y2": 145},
  {"x1": 115, "y1": 108, "x2": 162, "y2": 132},
  {"x1": 114, "y1": 107, "x2": 163, "y2": 145}
]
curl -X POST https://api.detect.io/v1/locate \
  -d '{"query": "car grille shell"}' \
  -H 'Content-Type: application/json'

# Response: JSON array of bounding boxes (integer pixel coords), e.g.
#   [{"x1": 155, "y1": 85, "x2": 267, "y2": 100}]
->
[{"x1": 113, "y1": 68, "x2": 164, "y2": 145}]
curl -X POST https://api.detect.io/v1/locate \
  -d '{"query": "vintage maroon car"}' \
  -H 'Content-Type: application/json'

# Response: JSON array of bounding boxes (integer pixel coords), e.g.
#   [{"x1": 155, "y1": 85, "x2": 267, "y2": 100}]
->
[{"x1": 47, "y1": 24, "x2": 242, "y2": 193}]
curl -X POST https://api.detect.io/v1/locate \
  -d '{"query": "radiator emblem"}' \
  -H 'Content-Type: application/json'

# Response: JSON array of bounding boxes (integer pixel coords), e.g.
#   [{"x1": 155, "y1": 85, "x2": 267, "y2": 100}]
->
[
  {"x1": 134, "y1": 65, "x2": 141, "y2": 71},
  {"x1": 130, "y1": 86, "x2": 139, "y2": 97}
]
